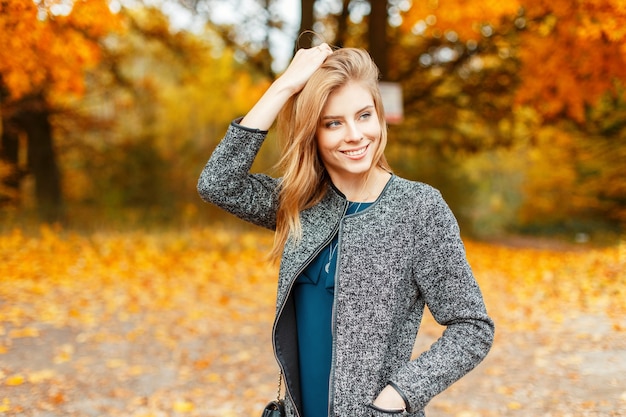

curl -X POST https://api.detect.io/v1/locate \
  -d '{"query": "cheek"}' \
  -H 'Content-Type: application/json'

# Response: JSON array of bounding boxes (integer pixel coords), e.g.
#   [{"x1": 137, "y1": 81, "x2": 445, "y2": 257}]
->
[
  {"x1": 365, "y1": 120, "x2": 382, "y2": 139},
  {"x1": 316, "y1": 132, "x2": 336, "y2": 152}
]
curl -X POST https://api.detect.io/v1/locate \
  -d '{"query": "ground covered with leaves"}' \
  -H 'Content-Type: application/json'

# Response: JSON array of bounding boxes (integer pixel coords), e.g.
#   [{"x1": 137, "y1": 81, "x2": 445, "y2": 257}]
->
[{"x1": 0, "y1": 226, "x2": 624, "y2": 416}]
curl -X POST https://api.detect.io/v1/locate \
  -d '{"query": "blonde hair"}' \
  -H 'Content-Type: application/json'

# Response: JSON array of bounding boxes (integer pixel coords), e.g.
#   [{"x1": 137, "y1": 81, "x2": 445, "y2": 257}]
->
[{"x1": 270, "y1": 48, "x2": 391, "y2": 261}]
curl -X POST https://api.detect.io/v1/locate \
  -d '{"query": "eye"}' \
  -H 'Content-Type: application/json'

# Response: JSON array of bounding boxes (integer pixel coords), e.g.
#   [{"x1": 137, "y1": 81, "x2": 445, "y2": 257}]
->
[
  {"x1": 359, "y1": 112, "x2": 372, "y2": 120},
  {"x1": 325, "y1": 120, "x2": 342, "y2": 128}
]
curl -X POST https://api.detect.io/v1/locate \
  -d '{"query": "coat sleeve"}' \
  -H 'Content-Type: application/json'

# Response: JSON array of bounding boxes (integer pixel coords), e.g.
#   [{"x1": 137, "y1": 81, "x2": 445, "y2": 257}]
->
[
  {"x1": 197, "y1": 119, "x2": 280, "y2": 230},
  {"x1": 390, "y1": 187, "x2": 495, "y2": 412}
]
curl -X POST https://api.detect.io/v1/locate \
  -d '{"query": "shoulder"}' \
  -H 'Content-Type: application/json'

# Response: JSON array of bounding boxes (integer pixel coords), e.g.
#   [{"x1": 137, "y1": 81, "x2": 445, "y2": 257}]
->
[
  {"x1": 382, "y1": 176, "x2": 463, "y2": 246},
  {"x1": 384, "y1": 175, "x2": 457, "y2": 226},
  {"x1": 387, "y1": 175, "x2": 445, "y2": 205}
]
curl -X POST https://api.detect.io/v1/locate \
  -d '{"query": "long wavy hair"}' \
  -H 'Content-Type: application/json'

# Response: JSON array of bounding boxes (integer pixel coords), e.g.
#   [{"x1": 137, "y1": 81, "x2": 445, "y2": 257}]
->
[{"x1": 269, "y1": 47, "x2": 391, "y2": 261}]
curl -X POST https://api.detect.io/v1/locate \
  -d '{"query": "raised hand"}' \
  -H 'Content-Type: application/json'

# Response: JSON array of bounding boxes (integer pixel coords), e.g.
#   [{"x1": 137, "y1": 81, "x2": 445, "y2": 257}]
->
[
  {"x1": 239, "y1": 43, "x2": 333, "y2": 131},
  {"x1": 275, "y1": 43, "x2": 334, "y2": 95}
]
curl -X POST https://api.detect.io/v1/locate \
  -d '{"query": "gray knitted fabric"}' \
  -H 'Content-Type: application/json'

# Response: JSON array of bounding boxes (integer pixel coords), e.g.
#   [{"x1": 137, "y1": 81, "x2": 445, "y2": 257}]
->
[{"x1": 198, "y1": 121, "x2": 495, "y2": 417}]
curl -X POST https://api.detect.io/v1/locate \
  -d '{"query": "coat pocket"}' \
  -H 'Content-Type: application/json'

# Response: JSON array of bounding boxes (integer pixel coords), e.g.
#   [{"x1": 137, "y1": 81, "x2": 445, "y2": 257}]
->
[{"x1": 367, "y1": 404, "x2": 407, "y2": 417}]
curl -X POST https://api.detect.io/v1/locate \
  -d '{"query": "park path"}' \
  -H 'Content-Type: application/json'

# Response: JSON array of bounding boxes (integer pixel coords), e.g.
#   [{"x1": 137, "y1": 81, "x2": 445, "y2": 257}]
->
[{"x1": 1, "y1": 306, "x2": 624, "y2": 417}]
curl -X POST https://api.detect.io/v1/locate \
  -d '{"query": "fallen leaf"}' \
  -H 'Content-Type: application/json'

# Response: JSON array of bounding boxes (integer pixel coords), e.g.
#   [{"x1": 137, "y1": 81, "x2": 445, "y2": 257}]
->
[
  {"x1": 5, "y1": 374, "x2": 24, "y2": 386},
  {"x1": 507, "y1": 401, "x2": 522, "y2": 410},
  {"x1": 8, "y1": 327, "x2": 39, "y2": 338},
  {"x1": 0, "y1": 398, "x2": 10, "y2": 412},
  {"x1": 27, "y1": 369, "x2": 55, "y2": 384},
  {"x1": 173, "y1": 399, "x2": 194, "y2": 412}
]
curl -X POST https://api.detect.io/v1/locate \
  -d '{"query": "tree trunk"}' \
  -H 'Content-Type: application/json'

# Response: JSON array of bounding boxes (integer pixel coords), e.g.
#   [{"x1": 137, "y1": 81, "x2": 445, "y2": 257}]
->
[
  {"x1": 0, "y1": 117, "x2": 21, "y2": 206},
  {"x1": 18, "y1": 108, "x2": 64, "y2": 223},
  {"x1": 368, "y1": 0, "x2": 389, "y2": 79},
  {"x1": 336, "y1": 0, "x2": 351, "y2": 47},
  {"x1": 299, "y1": 0, "x2": 315, "y2": 47}
]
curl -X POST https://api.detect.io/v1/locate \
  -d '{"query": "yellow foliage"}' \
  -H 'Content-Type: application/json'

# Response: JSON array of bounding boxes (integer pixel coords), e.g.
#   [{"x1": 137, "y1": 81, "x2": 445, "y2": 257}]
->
[
  {"x1": 518, "y1": 122, "x2": 626, "y2": 225},
  {"x1": 156, "y1": 48, "x2": 270, "y2": 157}
]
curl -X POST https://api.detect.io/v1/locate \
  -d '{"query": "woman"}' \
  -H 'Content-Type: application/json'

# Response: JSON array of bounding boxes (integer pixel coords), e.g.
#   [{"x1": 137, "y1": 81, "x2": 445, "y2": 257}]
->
[{"x1": 198, "y1": 44, "x2": 494, "y2": 417}]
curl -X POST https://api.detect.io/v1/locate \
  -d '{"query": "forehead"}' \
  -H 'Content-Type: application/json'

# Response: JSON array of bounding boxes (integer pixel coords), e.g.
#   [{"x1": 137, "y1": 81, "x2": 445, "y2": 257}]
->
[{"x1": 322, "y1": 81, "x2": 374, "y2": 113}]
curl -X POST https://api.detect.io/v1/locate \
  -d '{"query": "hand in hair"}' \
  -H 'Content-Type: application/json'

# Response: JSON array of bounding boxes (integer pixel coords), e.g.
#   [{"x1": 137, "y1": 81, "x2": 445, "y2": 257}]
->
[
  {"x1": 278, "y1": 43, "x2": 334, "y2": 95},
  {"x1": 240, "y1": 43, "x2": 333, "y2": 131}
]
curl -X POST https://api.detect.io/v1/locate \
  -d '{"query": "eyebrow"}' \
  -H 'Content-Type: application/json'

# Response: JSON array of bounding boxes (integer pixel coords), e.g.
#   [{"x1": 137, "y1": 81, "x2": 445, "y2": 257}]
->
[{"x1": 321, "y1": 104, "x2": 375, "y2": 120}]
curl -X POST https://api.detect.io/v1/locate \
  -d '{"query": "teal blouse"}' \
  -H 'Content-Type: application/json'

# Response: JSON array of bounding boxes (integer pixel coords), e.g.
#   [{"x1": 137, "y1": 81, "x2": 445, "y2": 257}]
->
[{"x1": 293, "y1": 201, "x2": 372, "y2": 417}]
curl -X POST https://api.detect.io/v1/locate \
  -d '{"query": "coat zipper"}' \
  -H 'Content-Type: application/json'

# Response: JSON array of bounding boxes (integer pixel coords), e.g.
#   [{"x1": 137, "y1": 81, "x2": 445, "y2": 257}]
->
[
  {"x1": 272, "y1": 201, "x2": 348, "y2": 417},
  {"x1": 327, "y1": 222, "x2": 344, "y2": 417}
]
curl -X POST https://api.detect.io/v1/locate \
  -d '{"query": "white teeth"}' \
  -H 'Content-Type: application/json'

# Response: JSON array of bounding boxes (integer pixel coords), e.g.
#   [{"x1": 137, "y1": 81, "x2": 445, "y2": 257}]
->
[{"x1": 343, "y1": 147, "x2": 366, "y2": 156}]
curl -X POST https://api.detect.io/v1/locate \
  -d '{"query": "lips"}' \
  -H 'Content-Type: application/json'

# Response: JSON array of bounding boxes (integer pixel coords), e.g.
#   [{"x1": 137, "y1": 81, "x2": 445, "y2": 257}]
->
[{"x1": 341, "y1": 144, "x2": 368, "y2": 157}]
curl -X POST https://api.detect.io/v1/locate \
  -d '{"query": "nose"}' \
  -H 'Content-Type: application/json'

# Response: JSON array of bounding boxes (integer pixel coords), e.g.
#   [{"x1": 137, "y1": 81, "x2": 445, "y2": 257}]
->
[{"x1": 345, "y1": 121, "x2": 363, "y2": 142}]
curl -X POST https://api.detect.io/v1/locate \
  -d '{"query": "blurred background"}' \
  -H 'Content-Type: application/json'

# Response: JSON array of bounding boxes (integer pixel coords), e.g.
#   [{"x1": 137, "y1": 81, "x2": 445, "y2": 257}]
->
[
  {"x1": 1, "y1": 2, "x2": 625, "y2": 416},
  {"x1": 1, "y1": 0, "x2": 624, "y2": 241}
]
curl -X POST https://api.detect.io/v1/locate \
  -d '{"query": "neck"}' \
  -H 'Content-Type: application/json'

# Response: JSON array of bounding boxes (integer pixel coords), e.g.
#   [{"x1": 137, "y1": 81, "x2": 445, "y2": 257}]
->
[{"x1": 332, "y1": 167, "x2": 390, "y2": 202}]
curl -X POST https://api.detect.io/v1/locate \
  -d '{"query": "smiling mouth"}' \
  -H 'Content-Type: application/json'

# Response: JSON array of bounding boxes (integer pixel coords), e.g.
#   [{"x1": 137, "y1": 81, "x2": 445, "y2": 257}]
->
[{"x1": 341, "y1": 145, "x2": 368, "y2": 157}]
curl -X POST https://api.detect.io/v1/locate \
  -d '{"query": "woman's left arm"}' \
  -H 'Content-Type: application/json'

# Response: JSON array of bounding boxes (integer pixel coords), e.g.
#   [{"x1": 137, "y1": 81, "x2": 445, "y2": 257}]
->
[{"x1": 387, "y1": 188, "x2": 495, "y2": 413}]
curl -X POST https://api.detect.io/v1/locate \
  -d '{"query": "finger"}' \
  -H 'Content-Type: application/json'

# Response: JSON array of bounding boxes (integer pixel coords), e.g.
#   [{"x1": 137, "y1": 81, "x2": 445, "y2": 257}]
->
[{"x1": 316, "y1": 43, "x2": 333, "y2": 53}]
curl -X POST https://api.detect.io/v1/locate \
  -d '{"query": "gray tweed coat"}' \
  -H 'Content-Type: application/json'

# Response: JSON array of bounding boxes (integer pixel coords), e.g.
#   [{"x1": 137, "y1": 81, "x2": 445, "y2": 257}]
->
[{"x1": 197, "y1": 121, "x2": 494, "y2": 417}]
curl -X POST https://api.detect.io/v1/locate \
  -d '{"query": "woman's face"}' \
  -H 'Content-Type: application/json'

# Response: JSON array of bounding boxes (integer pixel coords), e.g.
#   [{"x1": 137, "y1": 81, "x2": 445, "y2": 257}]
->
[{"x1": 316, "y1": 81, "x2": 382, "y2": 183}]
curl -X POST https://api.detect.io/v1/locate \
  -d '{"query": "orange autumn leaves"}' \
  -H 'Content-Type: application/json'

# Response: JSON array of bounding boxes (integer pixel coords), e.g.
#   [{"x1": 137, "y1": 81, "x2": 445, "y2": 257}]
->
[
  {"x1": 0, "y1": 226, "x2": 278, "y2": 333},
  {"x1": 465, "y1": 239, "x2": 626, "y2": 331},
  {"x1": 1, "y1": 225, "x2": 623, "y2": 337},
  {"x1": 0, "y1": 226, "x2": 624, "y2": 415},
  {"x1": 0, "y1": 0, "x2": 122, "y2": 100},
  {"x1": 0, "y1": 226, "x2": 280, "y2": 415},
  {"x1": 401, "y1": 0, "x2": 626, "y2": 122}
]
